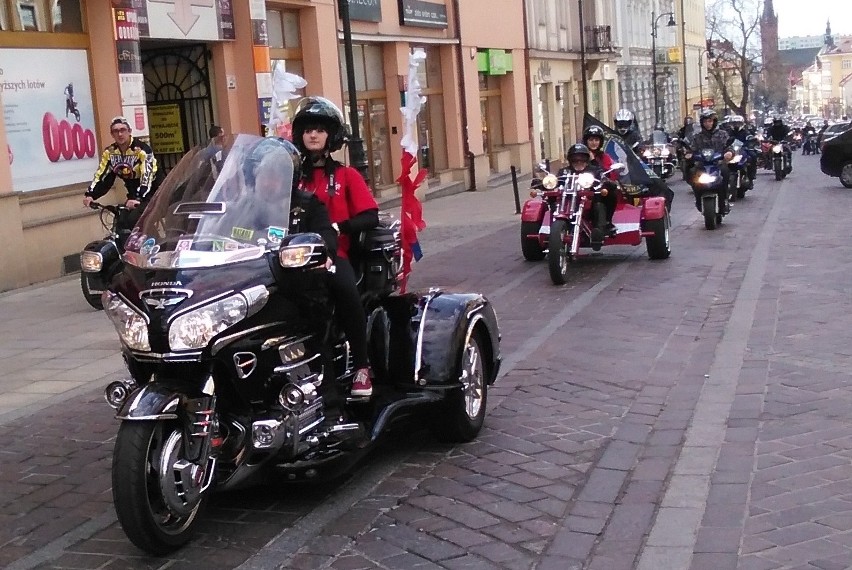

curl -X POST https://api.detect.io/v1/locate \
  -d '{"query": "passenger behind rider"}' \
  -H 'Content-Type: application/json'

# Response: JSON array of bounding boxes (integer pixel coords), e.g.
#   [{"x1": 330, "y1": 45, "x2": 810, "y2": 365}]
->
[
  {"x1": 559, "y1": 143, "x2": 619, "y2": 250},
  {"x1": 579, "y1": 125, "x2": 619, "y2": 236},
  {"x1": 291, "y1": 96, "x2": 379, "y2": 398},
  {"x1": 83, "y1": 116, "x2": 164, "y2": 232},
  {"x1": 686, "y1": 108, "x2": 733, "y2": 213}
]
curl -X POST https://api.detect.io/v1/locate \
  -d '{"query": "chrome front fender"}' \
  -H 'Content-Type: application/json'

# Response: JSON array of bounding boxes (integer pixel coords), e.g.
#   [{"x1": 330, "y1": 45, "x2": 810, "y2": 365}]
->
[{"x1": 116, "y1": 383, "x2": 181, "y2": 421}]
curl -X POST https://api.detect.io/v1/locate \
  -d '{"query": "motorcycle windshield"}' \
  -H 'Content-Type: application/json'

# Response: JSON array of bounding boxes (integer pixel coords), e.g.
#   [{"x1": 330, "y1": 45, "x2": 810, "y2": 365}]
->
[
  {"x1": 650, "y1": 131, "x2": 668, "y2": 145},
  {"x1": 123, "y1": 134, "x2": 294, "y2": 270}
]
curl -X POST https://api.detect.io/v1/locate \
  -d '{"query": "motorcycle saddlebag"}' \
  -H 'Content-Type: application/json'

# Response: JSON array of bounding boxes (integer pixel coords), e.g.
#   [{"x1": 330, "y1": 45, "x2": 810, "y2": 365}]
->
[{"x1": 362, "y1": 228, "x2": 400, "y2": 296}]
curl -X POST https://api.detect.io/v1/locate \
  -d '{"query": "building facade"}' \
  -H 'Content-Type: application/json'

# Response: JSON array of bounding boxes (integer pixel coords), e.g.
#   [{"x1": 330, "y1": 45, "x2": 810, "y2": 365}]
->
[
  {"x1": 0, "y1": 0, "x2": 530, "y2": 290},
  {"x1": 614, "y1": 0, "x2": 682, "y2": 136},
  {"x1": 675, "y1": 0, "x2": 707, "y2": 120},
  {"x1": 525, "y1": 0, "x2": 620, "y2": 164}
]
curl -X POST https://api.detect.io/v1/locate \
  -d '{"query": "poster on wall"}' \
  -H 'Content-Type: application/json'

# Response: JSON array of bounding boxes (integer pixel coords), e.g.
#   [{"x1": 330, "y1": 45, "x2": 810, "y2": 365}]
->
[{"x1": 0, "y1": 48, "x2": 99, "y2": 193}]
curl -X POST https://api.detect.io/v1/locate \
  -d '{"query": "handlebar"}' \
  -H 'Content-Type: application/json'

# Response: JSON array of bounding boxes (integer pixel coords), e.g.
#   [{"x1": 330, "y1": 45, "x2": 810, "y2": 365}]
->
[{"x1": 89, "y1": 202, "x2": 128, "y2": 215}]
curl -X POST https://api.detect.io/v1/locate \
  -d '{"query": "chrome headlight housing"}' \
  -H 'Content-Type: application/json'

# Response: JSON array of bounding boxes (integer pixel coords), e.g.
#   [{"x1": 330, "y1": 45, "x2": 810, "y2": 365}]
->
[
  {"x1": 697, "y1": 173, "x2": 717, "y2": 184},
  {"x1": 541, "y1": 174, "x2": 558, "y2": 190},
  {"x1": 772, "y1": 144, "x2": 783, "y2": 153},
  {"x1": 578, "y1": 172, "x2": 596, "y2": 189},
  {"x1": 660, "y1": 149, "x2": 670, "y2": 157},
  {"x1": 169, "y1": 294, "x2": 248, "y2": 351},
  {"x1": 643, "y1": 150, "x2": 653, "y2": 158},
  {"x1": 105, "y1": 293, "x2": 150, "y2": 351},
  {"x1": 80, "y1": 251, "x2": 103, "y2": 273}
]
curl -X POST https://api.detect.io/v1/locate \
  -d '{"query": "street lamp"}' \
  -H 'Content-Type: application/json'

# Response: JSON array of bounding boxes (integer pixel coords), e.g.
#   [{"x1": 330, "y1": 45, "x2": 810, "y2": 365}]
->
[
  {"x1": 651, "y1": 10, "x2": 677, "y2": 127},
  {"x1": 578, "y1": 0, "x2": 589, "y2": 113},
  {"x1": 339, "y1": 0, "x2": 370, "y2": 182},
  {"x1": 698, "y1": 41, "x2": 714, "y2": 112}
]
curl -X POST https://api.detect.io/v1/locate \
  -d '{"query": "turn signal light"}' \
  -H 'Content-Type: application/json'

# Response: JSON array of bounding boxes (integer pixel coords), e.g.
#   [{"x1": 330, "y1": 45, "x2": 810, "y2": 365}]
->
[{"x1": 600, "y1": 188, "x2": 608, "y2": 197}]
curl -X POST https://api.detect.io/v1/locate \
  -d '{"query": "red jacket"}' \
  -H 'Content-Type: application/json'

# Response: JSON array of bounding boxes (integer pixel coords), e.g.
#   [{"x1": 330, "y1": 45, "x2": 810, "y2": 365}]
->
[
  {"x1": 590, "y1": 149, "x2": 619, "y2": 181},
  {"x1": 300, "y1": 164, "x2": 378, "y2": 259}
]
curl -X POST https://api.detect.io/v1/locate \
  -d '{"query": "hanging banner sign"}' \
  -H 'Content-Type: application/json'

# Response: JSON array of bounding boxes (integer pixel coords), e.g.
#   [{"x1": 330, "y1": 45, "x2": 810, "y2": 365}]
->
[{"x1": 398, "y1": 0, "x2": 448, "y2": 28}]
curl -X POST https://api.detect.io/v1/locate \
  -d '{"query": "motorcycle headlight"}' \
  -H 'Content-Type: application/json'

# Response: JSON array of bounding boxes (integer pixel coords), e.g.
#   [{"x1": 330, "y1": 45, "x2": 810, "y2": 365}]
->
[
  {"x1": 577, "y1": 172, "x2": 596, "y2": 189},
  {"x1": 697, "y1": 173, "x2": 717, "y2": 184},
  {"x1": 169, "y1": 294, "x2": 248, "y2": 351},
  {"x1": 653, "y1": 148, "x2": 661, "y2": 157},
  {"x1": 661, "y1": 149, "x2": 670, "y2": 157},
  {"x1": 772, "y1": 144, "x2": 783, "y2": 153},
  {"x1": 105, "y1": 293, "x2": 150, "y2": 351},
  {"x1": 643, "y1": 150, "x2": 653, "y2": 158},
  {"x1": 80, "y1": 251, "x2": 103, "y2": 273},
  {"x1": 542, "y1": 174, "x2": 558, "y2": 190}
]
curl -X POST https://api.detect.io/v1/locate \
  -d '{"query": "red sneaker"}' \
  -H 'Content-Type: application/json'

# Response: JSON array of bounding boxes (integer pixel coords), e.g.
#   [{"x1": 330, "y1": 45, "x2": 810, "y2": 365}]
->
[{"x1": 351, "y1": 368, "x2": 373, "y2": 397}]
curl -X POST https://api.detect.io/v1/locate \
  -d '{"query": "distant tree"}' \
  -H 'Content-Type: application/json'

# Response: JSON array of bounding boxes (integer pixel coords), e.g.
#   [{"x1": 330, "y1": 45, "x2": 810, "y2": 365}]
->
[{"x1": 705, "y1": 0, "x2": 764, "y2": 116}]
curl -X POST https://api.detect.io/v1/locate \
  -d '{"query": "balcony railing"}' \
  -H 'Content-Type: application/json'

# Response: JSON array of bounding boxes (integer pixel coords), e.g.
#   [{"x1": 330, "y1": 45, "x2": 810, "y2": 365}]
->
[{"x1": 584, "y1": 25, "x2": 614, "y2": 53}]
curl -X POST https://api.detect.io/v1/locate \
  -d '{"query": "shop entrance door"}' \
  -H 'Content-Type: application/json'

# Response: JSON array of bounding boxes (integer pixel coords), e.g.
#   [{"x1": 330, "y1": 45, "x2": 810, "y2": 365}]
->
[{"x1": 141, "y1": 43, "x2": 213, "y2": 172}]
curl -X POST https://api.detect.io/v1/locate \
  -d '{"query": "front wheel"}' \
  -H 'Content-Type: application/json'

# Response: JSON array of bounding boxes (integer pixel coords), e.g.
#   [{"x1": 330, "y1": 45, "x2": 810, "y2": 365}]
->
[
  {"x1": 520, "y1": 221, "x2": 545, "y2": 261},
  {"x1": 547, "y1": 219, "x2": 570, "y2": 285},
  {"x1": 430, "y1": 331, "x2": 488, "y2": 443},
  {"x1": 702, "y1": 196, "x2": 717, "y2": 230},
  {"x1": 645, "y1": 215, "x2": 671, "y2": 260},
  {"x1": 80, "y1": 272, "x2": 104, "y2": 310},
  {"x1": 840, "y1": 162, "x2": 852, "y2": 189},
  {"x1": 112, "y1": 421, "x2": 208, "y2": 554}
]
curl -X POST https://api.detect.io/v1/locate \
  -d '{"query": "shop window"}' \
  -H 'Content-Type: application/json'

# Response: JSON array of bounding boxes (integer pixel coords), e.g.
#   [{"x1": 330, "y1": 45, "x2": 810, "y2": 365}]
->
[
  {"x1": 339, "y1": 43, "x2": 391, "y2": 187},
  {"x1": 411, "y1": 46, "x2": 446, "y2": 175},
  {"x1": 0, "y1": 0, "x2": 82, "y2": 32},
  {"x1": 267, "y1": 9, "x2": 300, "y2": 49}
]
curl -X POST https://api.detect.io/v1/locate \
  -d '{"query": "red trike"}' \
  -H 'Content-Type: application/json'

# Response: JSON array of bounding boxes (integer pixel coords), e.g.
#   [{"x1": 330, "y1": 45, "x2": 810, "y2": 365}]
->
[{"x1": 520, "y1": 164, "x2": 671, "y2": 285}]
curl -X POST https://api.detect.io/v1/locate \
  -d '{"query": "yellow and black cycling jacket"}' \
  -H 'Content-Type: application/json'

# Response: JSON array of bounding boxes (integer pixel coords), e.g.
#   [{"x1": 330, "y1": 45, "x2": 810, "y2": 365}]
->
[{"x1": 85, "y1": 137, "x2": 162, "y2": 201}]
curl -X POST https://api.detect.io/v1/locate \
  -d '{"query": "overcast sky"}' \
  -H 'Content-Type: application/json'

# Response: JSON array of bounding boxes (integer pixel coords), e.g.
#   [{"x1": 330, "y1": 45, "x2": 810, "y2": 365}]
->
[{"x1": 771, "y1": 0, "x2": 852, "y2": 38}]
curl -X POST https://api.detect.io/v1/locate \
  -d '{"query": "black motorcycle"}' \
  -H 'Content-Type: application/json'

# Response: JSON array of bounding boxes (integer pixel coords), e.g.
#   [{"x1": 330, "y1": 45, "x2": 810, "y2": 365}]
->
[
  {"x1": 770, "y1": 140, "x2": 792, "y2": 180},
  {"x1": 80, "y1": 202, "x2": 129, "y2": 309},
  {"x1": 101, "y1": 135, "x2": 502, "y2": 554}
]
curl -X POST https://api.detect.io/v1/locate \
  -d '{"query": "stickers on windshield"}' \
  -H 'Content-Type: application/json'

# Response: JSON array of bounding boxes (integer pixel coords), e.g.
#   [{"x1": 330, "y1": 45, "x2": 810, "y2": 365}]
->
[
  {"x1": 224, "y1": 241, "x2": 239, "y2": 251},
  {"x1": 140, "y1": 238, "x2": 156, "y2": 255},
  {"x1": 212, "y1": 240, "x2": 226, "y2": 252},
  {"x1": 231, "y1": 226, "x2": 254, "y2": 241},
  {"x1": 176, "y1": 239, "x2": 192, "y2": 251},
  {"x1": 267, "y1": 226, "x2": 286, "y2": 244}
]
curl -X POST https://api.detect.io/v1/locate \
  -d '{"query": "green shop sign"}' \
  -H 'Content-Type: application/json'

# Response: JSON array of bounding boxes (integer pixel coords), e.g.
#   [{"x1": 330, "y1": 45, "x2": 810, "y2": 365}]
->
[{"x1": 477, "y1": 49, "x2": 513, "y2": 76}]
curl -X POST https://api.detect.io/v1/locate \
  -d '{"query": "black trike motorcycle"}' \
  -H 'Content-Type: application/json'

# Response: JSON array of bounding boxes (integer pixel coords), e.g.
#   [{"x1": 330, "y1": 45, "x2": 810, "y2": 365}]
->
[{"x1": 100, "y1": 136, "x2": 501, "y2": 554}]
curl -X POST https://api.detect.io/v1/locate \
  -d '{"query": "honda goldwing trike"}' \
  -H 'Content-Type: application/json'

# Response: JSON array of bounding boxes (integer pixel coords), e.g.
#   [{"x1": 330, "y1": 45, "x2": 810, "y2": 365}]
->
[
  {"x1": 80, "y1": 202, "x2": 130, "y2": 309},
  {"x1": 686, "y1": 146, "x2": 729, "y2": 230},
  {"x1": 520, "y1": 163, "x2": 671, "y2": 285},
  {"x1": 101, "y1": 135, "x2": 501, "y2": 554}
]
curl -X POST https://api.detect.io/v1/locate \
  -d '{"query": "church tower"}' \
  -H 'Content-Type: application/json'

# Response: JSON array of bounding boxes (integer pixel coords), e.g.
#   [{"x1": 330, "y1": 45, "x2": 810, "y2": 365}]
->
[
  {"x1": 760, "y1": 0, "x2": 784, "y2": 107},
  {"x1": 825, "y1": 19, "x2": 835, "y2": 50}
]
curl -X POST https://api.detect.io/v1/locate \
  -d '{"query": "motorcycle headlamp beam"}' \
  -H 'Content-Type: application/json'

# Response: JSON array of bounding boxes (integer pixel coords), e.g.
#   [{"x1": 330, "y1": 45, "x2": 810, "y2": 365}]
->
[{"x1": 80, "y1": 251, "x2": 103, "y2": 272}]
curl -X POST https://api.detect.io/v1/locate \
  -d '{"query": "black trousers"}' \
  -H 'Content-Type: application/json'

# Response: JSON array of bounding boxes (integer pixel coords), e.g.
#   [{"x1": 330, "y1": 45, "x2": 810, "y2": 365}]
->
[{"x1": 328, "y1": 258, "x2": 369, "y2": 369}]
